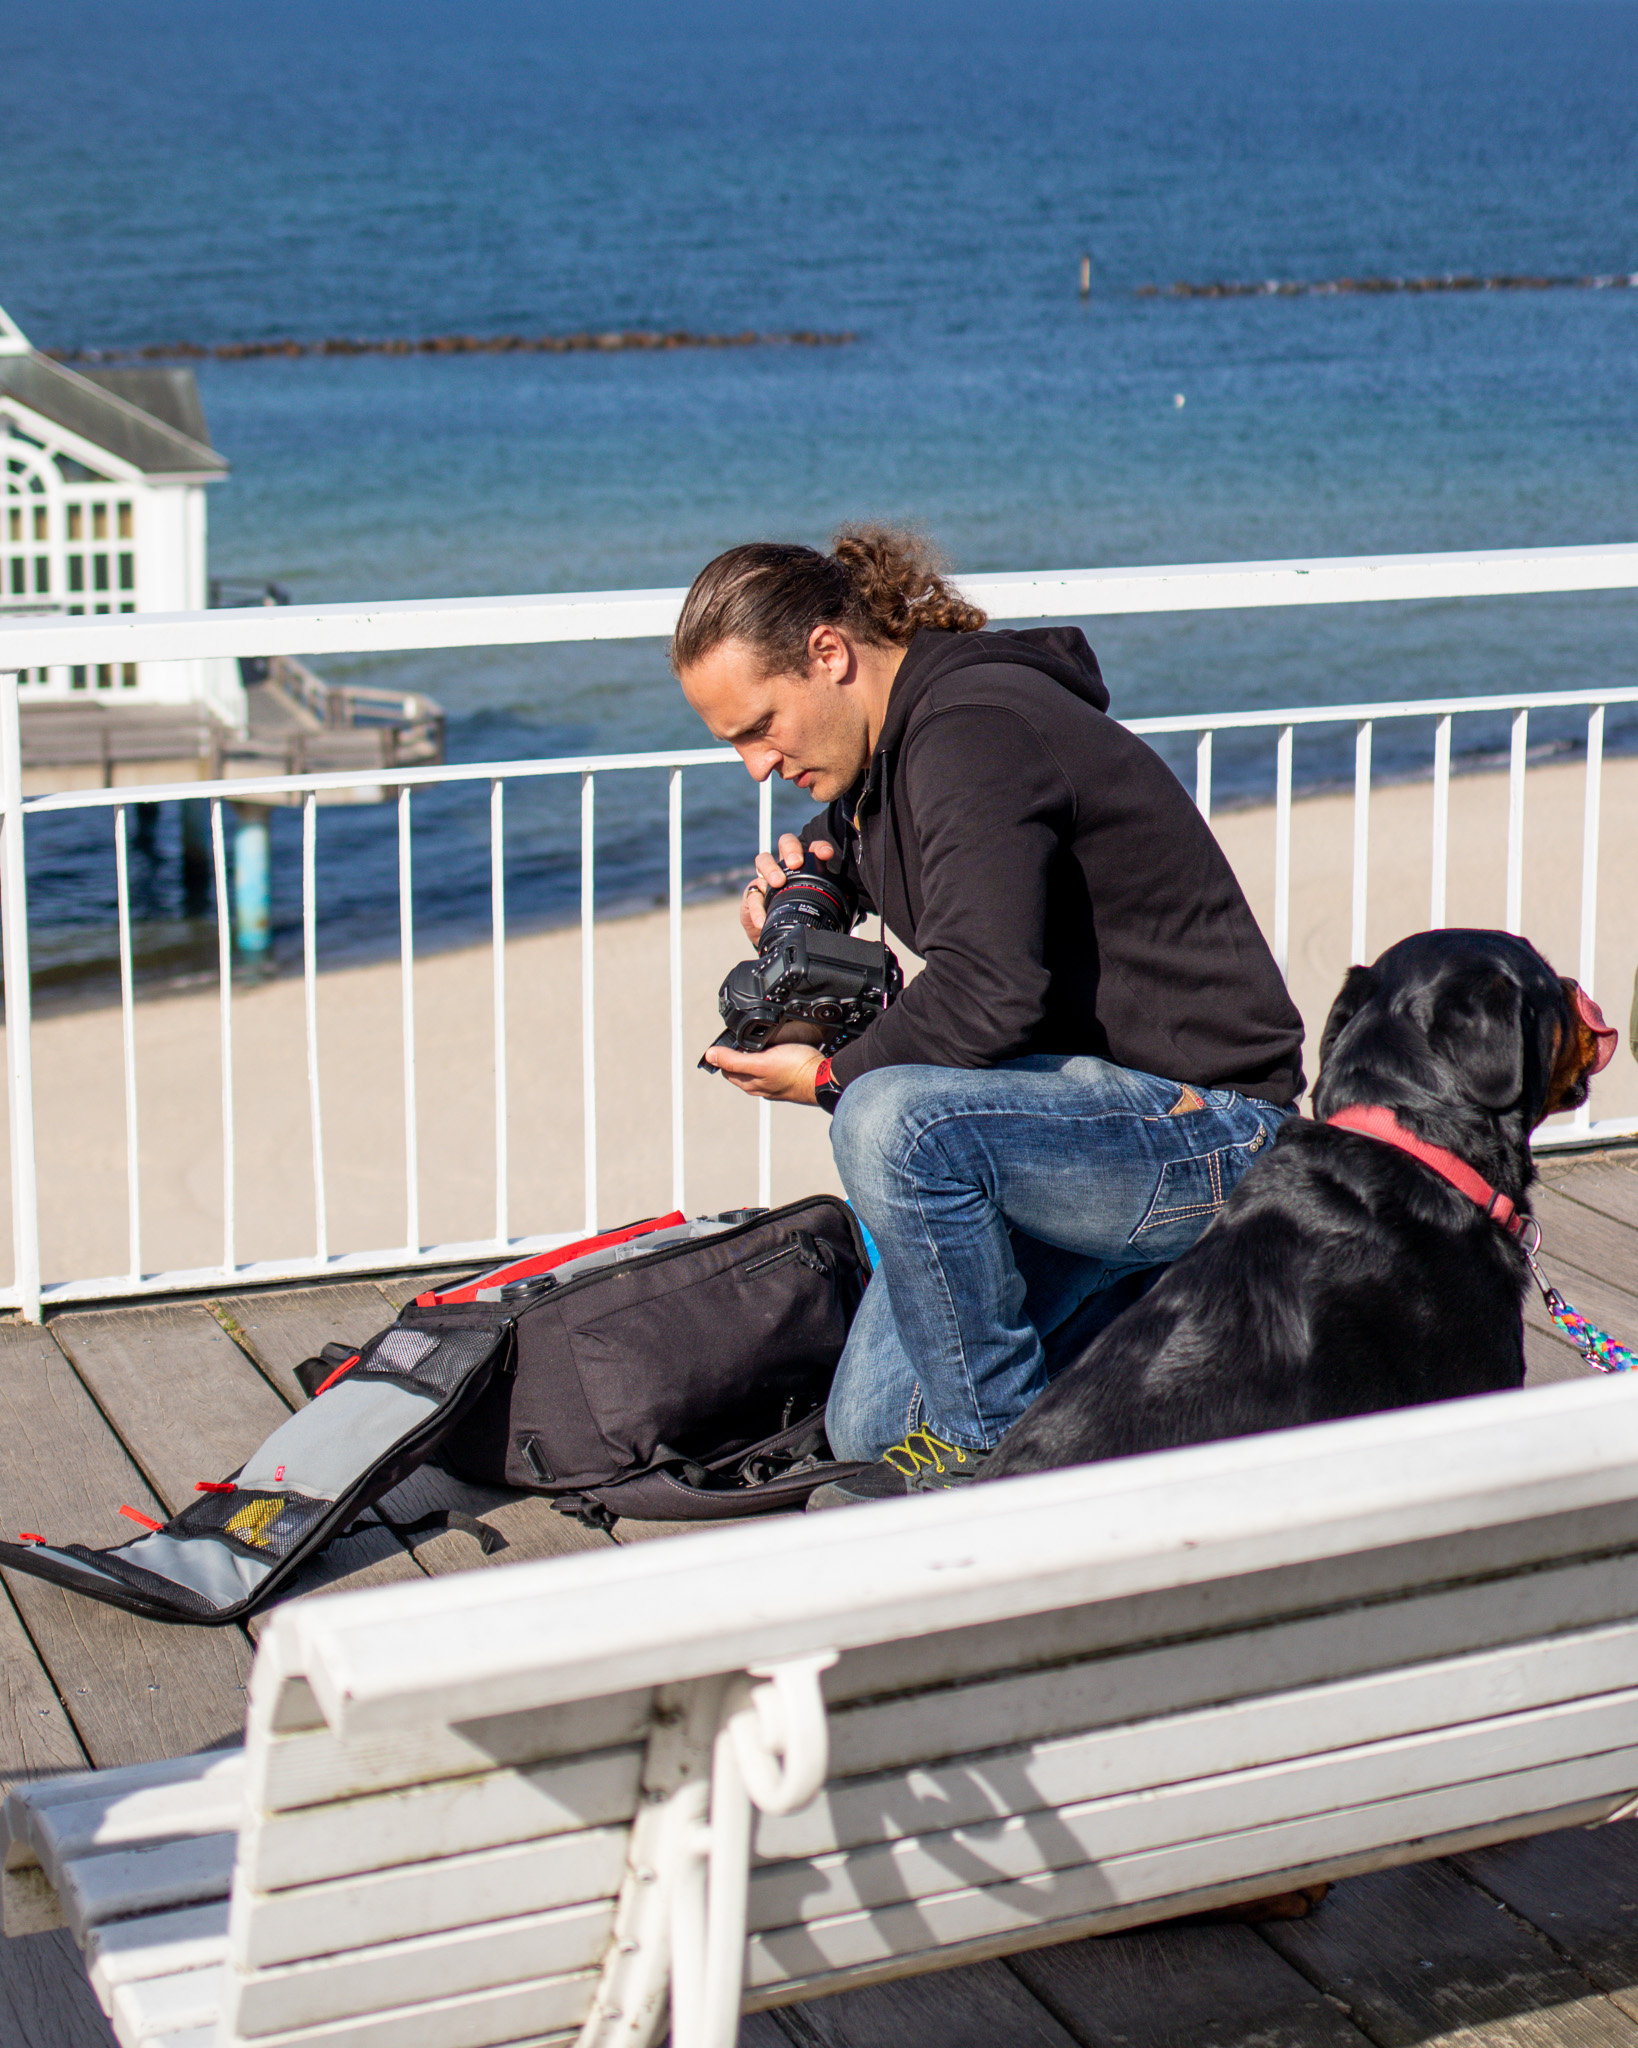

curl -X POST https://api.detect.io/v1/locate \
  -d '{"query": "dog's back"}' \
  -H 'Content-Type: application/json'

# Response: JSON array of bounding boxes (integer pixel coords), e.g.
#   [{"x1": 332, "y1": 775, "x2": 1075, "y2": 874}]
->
[
  {"x1": 986, "y1": 1119, "x2": 1528, "y2": 1476},
  {"x1": 988, "y1": 930, "x2": 1589, "y2": 1482}
]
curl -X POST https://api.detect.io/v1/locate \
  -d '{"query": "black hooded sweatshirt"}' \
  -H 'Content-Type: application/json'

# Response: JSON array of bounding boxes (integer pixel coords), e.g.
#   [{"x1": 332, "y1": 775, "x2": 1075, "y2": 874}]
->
[{"x1": 804, "y1": 626, "x2": 1305, "y2": 1106}]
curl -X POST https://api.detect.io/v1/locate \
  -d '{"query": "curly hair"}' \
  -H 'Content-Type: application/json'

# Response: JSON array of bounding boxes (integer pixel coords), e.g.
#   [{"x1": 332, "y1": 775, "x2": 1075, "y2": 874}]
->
[{"x1": 668, "y1": 526, "x2": 986, "y2": 676}]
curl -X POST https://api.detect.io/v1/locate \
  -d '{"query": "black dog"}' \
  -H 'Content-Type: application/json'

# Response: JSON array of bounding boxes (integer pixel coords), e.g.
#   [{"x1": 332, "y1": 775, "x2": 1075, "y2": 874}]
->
[{"x1": 986, "y1": 929, "x2": 1615, "y2": 1482}]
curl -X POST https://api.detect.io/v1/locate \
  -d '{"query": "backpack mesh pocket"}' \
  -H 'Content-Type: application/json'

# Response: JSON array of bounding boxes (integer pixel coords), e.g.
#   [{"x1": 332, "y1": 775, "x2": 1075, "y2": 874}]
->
[
  {"x1": 171, "y1": 1488, "x2": 332, "y2": 1561},
  {"x1": 350, "y1": 1325, "x2": 505, "y2": 1397}
]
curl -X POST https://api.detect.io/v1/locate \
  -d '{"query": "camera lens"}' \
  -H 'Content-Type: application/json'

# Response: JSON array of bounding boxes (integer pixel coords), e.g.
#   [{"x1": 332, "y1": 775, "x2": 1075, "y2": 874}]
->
[{"x1": 760, "y1": 853, "x2": 855, "y2": 948}]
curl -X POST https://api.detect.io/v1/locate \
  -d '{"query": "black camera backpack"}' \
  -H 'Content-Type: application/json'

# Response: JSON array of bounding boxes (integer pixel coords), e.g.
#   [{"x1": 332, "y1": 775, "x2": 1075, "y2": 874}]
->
[{"x1": 0, "y1": 1196, "x2": 872, "y2": 1625}]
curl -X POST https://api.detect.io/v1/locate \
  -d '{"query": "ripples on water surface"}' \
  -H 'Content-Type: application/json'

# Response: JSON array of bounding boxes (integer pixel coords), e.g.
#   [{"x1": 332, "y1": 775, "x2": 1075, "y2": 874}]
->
[{"x1": 5, "y1": 0, "x2": 1636, "y2": 989}]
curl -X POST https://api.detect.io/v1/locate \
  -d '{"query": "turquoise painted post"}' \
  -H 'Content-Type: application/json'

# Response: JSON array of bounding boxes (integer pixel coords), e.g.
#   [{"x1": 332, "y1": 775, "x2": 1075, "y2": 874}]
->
[{"x1": 232, "y1": 803, "x2": 272, "y2": 956}]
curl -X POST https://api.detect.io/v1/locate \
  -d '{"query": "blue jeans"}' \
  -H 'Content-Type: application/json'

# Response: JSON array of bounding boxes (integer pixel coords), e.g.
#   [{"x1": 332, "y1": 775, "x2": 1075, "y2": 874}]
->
[{"x1": 826, "y1": 1056, "x2": 1295, "y2": 1460}]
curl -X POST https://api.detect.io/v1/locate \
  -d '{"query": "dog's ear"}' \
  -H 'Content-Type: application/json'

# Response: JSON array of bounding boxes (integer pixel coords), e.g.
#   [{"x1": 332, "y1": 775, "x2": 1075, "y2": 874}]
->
[
  {"x1": 1317, "y1": 965, "x2": 1379, "y2": 1073},
  {"x1": 1427, "y1": 966, "x2": 1525, "y2": 1110}
]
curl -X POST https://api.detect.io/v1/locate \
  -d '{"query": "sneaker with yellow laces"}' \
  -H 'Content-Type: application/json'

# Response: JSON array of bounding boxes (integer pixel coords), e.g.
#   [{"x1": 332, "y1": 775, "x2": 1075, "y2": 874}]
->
[{"x1": 807, "y1": 1427, "x2": 983, "y2": 1509}]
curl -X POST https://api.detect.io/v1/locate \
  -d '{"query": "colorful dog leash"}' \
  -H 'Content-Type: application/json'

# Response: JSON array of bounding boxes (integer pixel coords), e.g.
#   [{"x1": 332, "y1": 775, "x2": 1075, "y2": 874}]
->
[{"x1": 1326, "y1": 1100, "x2": 1638, "y2": 1376}]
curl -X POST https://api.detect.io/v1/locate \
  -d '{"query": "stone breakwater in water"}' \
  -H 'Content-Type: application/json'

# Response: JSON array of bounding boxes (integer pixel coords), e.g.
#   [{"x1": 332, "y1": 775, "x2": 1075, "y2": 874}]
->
[
  {"x1": 50, "y1": 329, "x2": 857, "y2": 364},
  {"x1": 1140, "y1": 272, "x2": 1638, "y2": 299}
]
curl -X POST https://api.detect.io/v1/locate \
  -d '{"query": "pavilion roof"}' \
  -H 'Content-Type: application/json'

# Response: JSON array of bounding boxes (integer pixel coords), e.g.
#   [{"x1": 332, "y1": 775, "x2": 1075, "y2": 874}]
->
[{"x1": 0, "y1": 305, "x2": 227, "y2": 480}]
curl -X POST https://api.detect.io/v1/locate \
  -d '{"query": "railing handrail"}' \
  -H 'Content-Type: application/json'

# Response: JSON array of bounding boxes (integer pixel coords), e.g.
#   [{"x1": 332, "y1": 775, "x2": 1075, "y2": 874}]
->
[{"x1": 2, "y1": 541, "x2": 1637, "y2": 670}]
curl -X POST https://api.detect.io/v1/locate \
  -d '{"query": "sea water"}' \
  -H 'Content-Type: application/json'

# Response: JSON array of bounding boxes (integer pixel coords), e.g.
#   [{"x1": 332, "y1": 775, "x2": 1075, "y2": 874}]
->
[{"x1": 4, "y1": 0, "x2": 1636, "y2": 986}]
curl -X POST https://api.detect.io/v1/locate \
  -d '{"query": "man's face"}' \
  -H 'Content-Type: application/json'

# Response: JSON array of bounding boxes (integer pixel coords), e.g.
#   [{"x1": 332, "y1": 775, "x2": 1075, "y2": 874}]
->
[{"x1": 678, "y1": 632, "x2": 871, "y2": 804}]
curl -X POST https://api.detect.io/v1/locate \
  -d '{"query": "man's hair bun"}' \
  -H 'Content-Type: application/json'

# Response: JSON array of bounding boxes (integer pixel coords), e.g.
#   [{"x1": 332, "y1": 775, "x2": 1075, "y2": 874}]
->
[{"x1": 669, "y1": 525, "x2": 986, "y2": 677}]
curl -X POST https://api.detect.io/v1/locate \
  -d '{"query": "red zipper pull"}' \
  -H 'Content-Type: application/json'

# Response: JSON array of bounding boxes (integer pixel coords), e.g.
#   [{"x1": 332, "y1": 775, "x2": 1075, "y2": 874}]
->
[{"x1": 118, "y1": 1505, "x2": 164, "y2": 1532}]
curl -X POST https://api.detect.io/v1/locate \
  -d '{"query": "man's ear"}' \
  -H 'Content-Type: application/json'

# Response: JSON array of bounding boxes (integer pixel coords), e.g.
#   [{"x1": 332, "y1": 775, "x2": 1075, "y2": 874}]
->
[
  {"x1": 1427, "y1": 966, "x2": 1525, "y2": 1110},
  {"x1": 1317, "y1": 965, "x2": 1378, "y2": 1074}
]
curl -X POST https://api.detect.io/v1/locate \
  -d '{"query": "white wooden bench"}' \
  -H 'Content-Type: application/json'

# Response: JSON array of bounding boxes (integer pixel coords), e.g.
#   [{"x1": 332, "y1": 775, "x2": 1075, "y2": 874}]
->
[{"x1": 10, "y1": 1371, "x2": 1638, "y2": 2048}]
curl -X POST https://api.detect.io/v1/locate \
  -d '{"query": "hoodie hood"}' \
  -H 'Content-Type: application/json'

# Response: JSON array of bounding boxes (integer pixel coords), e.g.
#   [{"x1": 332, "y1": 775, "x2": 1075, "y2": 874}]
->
[{"x1": 877, "y1": 627, "x2": 1110, "y2": 760}]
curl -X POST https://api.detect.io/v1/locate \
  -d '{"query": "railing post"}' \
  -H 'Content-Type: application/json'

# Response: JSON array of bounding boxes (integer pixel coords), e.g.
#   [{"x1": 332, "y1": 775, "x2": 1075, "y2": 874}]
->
[
  {"x1": 0, "y1": 673, "x2": 41, "y2": 1320},
  {"x1": 757, "y1": 779, "x2": 773, "y2": 1209},
  {"x1": 1430, "y1": 713, "x2": 1452, "y2": 928},
  {"x1": 669, "y1": 768, "x2": 685, "y2": 1215},
  {"x1": 1576, "y1": 705, "x2": 1604, "y2": 1135},
  {"x1": 1351, "y1": 721, "x2": 1372, "y2": 964},
  {"x1": 1505, "y1": 708, "x2": 1528, "y2": 936},
  {"x1": 1272, "y1": 726, "x2": 1293, "y2": 980},
  {"x1": 581, "y1": 771, "x2": 598, "y2": 1235}
]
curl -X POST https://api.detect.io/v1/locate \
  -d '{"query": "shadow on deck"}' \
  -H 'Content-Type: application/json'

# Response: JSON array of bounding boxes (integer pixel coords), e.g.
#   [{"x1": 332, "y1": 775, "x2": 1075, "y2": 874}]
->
[{"x1": 3, "y1": 1148, "x2": 1638, "y2": 2047}]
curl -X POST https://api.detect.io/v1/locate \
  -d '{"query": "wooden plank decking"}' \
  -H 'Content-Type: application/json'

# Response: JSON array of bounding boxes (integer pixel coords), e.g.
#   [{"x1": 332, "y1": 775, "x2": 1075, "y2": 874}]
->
[{"x1": 2, "y1": 1147, "x2": 1637, "y2": 2047}]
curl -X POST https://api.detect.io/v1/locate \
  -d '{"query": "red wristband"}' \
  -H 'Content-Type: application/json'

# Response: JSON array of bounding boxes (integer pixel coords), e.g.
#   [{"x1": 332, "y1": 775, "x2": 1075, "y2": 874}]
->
[{"x1": 814, "y1": 1057, "x2": 833, "y2": 1091}]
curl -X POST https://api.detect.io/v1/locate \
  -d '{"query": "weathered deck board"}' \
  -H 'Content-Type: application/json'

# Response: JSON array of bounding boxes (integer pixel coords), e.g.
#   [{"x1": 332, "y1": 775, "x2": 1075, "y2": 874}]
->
[
  {"x1": 1454, "y1": 1821, "x2": 1638, "y2": 2026},
  {"x1": 1009, "y1": 1921, "x2": 1371, "y2": 2048},
  {"x1": 0, "y1": 1323, "x2": 250, "y2": 1767},
  {"x1": 1540, "y1": 1157, "x2": 1638, "y2": 1233},
  {"x1": 0, "y1": 1581, "x2": 86, "y2": 1796},
  {"x1": 772, "y1": 1956, "x2": 1081, "y2": 2047},
  {"x1": 49, "y1": 1306, "x2": 290, "y2": 1502},
  {"x1": 1259, "y1": 1858, "x2": 1638, "y2": 2047},
  {"x1": 210, "y1": 1281, "x2": 400, "y2": 1407},
  {"x1": 0, "y1": 1923, "x2": 119, "y2": 2048},
  {"x1": 1531, "y1": 1186, "x2": 1638, "y2": 1289}
]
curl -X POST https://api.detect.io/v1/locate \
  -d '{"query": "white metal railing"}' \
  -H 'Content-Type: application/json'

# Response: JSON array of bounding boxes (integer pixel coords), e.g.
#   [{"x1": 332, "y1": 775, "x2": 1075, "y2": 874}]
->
[{"x1": 2, "y1": 541, "x2": 1637, "y2": 1321}]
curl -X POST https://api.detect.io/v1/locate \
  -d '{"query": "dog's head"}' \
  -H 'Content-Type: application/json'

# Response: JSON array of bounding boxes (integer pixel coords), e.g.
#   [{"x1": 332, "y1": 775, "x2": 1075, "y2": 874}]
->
[{"x1": 1312, "y1": 931, "x2": 1616, "y2": 1182}]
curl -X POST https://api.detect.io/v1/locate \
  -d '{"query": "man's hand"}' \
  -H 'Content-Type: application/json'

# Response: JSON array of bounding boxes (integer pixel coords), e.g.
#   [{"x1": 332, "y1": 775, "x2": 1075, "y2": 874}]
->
[
  {"x1": 704, "y1": 1040, "x2": 824, "y2": 1104},
  {"x1": 740, "y1": 833, "x2": 838, "y2": 943}
]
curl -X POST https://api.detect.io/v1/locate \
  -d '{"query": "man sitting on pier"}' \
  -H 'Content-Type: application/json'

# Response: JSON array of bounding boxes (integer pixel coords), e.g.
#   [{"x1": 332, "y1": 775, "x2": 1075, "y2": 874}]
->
[{"x1": 671, "y1": 528, "x2": 1304, "y2": 1503}]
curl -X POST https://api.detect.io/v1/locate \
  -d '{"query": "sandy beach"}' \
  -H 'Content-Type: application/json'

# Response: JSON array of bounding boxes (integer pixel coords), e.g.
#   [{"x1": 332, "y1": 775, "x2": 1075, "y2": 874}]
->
[{"x1": 3, "y1": 752, "x2": 1635, "y2": 1294}]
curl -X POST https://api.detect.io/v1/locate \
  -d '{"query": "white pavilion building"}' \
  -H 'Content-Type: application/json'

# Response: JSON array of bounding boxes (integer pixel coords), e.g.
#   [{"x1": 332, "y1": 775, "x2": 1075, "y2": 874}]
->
[
  {"x1": 0, "y1": 298, "x2": 440, "y2": 838},
  {"x1": 0, "y1": 299, "x2": 243, "y2": 726}
]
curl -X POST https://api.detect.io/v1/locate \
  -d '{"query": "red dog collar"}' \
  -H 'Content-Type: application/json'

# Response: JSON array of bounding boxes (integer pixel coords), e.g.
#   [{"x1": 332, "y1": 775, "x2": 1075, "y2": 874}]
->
[{"x1": 1325, "y1": 1104, "x2": 1530, "y2": 1241}]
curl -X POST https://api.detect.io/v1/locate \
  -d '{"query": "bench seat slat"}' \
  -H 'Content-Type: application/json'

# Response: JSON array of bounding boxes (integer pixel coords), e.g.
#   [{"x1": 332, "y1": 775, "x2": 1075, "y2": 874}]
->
[
  {"x1": 234, "y1": 1823, "x2": 628, "y2": 1968},
  {"x1": 744, "y1": 1742, "x2": 1638, "y2": 1995},
  {"x1": 227, "y1": 1897, "x2": 612, "y2": 2035},
  {"x1": 759, "y1": 1615, "x2": 1638, "y2": 1861},
  {"x1": 109, "y1": 1964, "x2": 222, "y2": 2042},
  {"x1": 750, "y1": 1685, "x2": 1638, "y2": 1928},
  {"x1": 251, "y1": 1691, "x2": 652, "y2": 1815},
  {"x1": 242, "y1": 1745, "x2": 642, "y2": 1892},
  {"x1": 62, "y1": 1833, "x2": 237, "y2": 1942},
  {"x1": 743, "y1": 1795, "x2": 1619, "y2": 2017},
  {"x1": 823, "y1": 1495, "x2": 1638, "y2": 1711},
  {"x1": 3, "y1": 1749, "x2": 245, "y2": 1874},
  {"x1": 226, "y1": 1964, "x2": 597, "y2": 2048},
  {"x1": 824, "y1": 1548, "x2": 1638, "y2": 1782},
  {"x1": 88, "y1": 1900, "x2": 230, "y2": 2006}
]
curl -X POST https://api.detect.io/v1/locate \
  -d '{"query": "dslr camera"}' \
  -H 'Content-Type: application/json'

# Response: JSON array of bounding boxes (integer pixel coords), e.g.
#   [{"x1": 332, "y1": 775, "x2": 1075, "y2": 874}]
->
[{"x1": 704, "y1": 852, "x2": 902, "y2": 1065}]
